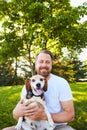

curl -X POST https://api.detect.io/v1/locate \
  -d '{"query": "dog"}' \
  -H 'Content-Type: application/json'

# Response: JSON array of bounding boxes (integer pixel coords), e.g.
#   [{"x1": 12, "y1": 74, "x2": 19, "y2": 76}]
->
[{"x1": 15, "y1": 74, "x2": 54, "y2": 130}]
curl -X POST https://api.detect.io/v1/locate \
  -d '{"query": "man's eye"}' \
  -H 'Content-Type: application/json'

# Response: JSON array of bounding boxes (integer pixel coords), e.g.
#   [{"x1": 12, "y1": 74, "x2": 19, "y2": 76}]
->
[
  {"x1": 39, "y1": 61, "x2": 43, "y2": 63},
  {"x1": 32, "y1": 79, "x2": 35, "y2": 82},
  {"x1": 46, "y1": 61, "x2": 50, "y2": 64}
]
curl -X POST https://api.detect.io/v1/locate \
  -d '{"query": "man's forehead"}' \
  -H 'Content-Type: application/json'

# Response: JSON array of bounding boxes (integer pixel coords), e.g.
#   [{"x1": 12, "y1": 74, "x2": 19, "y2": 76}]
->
[{"x1": 37, "y1": 53, "x2": 51, "y2": 59}]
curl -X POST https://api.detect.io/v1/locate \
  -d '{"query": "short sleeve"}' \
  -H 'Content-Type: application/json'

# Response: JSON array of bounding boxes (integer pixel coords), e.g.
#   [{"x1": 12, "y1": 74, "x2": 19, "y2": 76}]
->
[{"x1": 59, "y1": 79, "x2": 73, "y2": 101}]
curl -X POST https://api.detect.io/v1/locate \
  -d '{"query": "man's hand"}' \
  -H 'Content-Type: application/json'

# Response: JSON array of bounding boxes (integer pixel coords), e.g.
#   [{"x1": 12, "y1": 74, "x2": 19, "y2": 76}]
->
[
  {"x1": 13, "y1": 99, "x2": 26, "y2": 120},
  {"x1": 24, "y1": 101, "x2": 48, "y2": 120},
  {"x1": 13, "y1": 99, "x2": 48, "y2": 121}
]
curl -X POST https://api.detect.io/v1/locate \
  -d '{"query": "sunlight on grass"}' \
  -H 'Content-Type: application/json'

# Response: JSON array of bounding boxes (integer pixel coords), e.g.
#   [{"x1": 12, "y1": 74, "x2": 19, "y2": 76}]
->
[
  {"x1": 73, "y1": 91, "x2": 87, "y2": 95},
  {"x1": 0, "y1": 86, "x2": 11, "y2": 91},
  {"x1": 72, "y1": 91, "x2": 87, "y2": 102},
  {"x1": 9, "y1": 92, "x2": 21, "y2": 100},
  {"x1": 69, "y1": 82, "x2": 87, "y2": 130}
]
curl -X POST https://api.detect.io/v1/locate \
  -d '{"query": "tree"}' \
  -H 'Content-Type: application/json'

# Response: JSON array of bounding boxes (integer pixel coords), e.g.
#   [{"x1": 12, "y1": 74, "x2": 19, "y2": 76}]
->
[
  {"x1": 52, "y1": 48, "x2": 87, "y2": 82},
  {"x1": 0, "y1": 59, "x2": 24, "y2": 86},
  {"x1": 73, "y1": 60, "x2": 87, "y2": 81},
  {"x1": 0, "y1": 60, "x2": 15, "y2": 86},
  {"x1": 52, "y1": 58, "x2": 76, "y2": 82},
  {"x1": 0, "y1": 0, "x2": 87, "y2": 79}
]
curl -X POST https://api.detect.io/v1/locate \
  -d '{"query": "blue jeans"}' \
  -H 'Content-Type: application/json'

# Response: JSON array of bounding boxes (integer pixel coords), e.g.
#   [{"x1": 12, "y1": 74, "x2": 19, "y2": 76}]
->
[{"x1": 54, "y1": 125, "x2": 75, "y2": 130}]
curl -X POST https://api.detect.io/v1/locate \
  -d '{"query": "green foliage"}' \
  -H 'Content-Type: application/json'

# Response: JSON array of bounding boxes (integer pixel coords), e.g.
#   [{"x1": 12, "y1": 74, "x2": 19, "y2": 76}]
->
[
  {"x1": 0, "y1": 0, "x2": 87, "y2": 81},
  {"x1": 0, "y1": 82, "x2": 87, "y2": 130},
  {"x1": 73, "y1": 60, "x2": 87, "y2": 81},
  {"x1": 0, "y1": 0, "x2": 87, "y2": 61},
  {"x1": 52, "y1": 54, "x2": 87, "y2": 82},
  {"x1": 0, "y1": 61, "x2": 15, "y2": 86},
  {"x1": 52, "y1": 58, "x2": 76, "y2": 82},
  {"x1": 0, "y1": 61, "x2": 24, "y2": 86}
]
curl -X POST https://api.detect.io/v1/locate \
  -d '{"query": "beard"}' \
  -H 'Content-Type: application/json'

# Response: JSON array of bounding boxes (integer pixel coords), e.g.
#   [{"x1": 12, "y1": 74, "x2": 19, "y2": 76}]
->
[{"x1": 37, "y1": 67, "x2": 51, "y2": 78}]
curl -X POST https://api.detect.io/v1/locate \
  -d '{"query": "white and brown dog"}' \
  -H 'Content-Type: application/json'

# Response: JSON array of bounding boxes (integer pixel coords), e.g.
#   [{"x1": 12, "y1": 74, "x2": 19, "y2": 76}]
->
[{"x1": 15, "y1": 74, "x2": 54, "y2": 130}]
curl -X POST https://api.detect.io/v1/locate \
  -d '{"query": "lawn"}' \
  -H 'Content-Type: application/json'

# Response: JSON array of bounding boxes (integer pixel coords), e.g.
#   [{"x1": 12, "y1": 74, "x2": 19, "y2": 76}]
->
[{"x1": 0, "y1": 82, "x2": 87, "y2": 130}]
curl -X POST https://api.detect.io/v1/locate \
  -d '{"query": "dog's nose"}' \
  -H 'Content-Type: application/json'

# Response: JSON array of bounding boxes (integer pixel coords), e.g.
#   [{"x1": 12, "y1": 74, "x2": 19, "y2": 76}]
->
[{"x1": 36, "y1": 83, "x2": 41, "y2": 89}]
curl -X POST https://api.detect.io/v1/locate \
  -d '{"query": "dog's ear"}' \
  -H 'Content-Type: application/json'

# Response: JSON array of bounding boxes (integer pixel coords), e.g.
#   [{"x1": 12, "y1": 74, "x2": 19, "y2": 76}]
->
[
  {"x1": 43, "y1": 78, "x2": 47, "y2": 91},
  {"x1": 25, "y1": 78, "x2": 32, "y2": 92}
]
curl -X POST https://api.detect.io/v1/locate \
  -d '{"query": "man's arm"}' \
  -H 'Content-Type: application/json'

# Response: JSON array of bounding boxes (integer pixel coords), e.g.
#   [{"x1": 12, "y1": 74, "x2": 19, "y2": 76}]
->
[
  {"x1": 13, "y1": 99, "x2": 25, "y2": 120},
  {"x1": 13, "y1": 99, "x2": 48, "y2": 121},
  {"x1": 13, "y1": 99, "x2": 74, "y2": 123},
  {"x1": 24, "y1": 99, "x2": 74, "y2": 123},
  {"x1": 51, "y1": 100, "x2": 75, "y2": 123}
]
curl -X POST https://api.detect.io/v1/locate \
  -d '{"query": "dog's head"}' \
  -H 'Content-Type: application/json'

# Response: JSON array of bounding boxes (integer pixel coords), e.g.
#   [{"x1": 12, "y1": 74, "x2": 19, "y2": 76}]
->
[{"x1": 25, "y1": 75, "x2": 47, "y2": 97}]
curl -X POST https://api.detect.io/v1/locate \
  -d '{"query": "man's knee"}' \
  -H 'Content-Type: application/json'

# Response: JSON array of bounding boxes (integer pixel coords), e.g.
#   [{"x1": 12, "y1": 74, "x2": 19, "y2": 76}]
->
[
  {"x1": 54, "y1": 125, "x2": 75, "y2": 130},
  {"x1": 2, "y1": 126, "x2": 16, "y2": 130}
]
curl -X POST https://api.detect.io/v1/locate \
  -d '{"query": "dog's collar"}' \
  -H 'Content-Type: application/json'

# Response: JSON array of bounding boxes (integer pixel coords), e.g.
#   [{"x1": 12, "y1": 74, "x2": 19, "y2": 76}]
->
[
  {"x1": 26, "y1": 91, "x2": 33, "y2": 99},
  {"x1": 32, "y1": 92, "x2": 44, "y2": 98},
  {"x1": 30, "y1": 91, "x2": 34, "y2": 97},
  {"x1": 33, "y1": 93, "x2": 44, "y2": 99},
  {"x1": 27, "y1": 91, "x2": 44, "y2": 98}
]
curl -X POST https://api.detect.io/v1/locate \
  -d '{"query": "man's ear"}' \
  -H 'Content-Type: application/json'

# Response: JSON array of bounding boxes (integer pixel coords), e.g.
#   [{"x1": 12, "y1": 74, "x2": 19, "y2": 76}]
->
[{"x1": 43, "y1": 78, "x2": 47, "y2": 91}]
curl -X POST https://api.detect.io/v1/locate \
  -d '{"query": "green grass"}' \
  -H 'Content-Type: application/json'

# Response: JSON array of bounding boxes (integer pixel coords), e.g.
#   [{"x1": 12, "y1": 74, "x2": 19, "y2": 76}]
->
[
  {"x1": 0, "y1": 82, "x2": 87, "y2": 130},
  {"x1": 0, "y1": 85, "x2": 22, "y2": 129},
  {"x1": 69, "y1": 82, "x2": 87, "y2": 130}
]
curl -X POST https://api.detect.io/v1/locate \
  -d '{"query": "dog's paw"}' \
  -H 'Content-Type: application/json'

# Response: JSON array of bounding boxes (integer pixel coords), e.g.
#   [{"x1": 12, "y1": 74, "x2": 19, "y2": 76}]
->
[
  {"x1": 15, "y1": 125, "x2": 22, "y2": 130},
  {"x1": 49, "y1": 120, "x2": 54, "y2": 128}
]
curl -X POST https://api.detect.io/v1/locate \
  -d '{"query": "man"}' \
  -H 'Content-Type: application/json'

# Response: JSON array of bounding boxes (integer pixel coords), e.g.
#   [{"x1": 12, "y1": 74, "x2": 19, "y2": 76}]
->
[{"x1": 3, "y1": 50, "x2": 75, "y2": 130}]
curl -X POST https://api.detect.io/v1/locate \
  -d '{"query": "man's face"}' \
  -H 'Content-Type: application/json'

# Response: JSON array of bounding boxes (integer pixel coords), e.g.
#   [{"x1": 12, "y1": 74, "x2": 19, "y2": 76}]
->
[{"x1": 35, "y1": 53, "x2": 52, "y2": 78}]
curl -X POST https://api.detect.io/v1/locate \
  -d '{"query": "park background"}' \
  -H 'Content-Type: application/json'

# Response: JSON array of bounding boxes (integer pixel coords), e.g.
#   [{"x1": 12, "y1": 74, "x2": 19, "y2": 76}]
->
[{"x1": 0, "y1": 0, "x2": 87, "y2": 129}]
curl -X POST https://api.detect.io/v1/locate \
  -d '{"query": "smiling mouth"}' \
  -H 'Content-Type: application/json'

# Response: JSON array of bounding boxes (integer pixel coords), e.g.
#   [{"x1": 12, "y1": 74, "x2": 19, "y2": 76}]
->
[
  {"x1": 34, "y1": 88, "x2": 44, "y2": 95},
  {"x1": 41, "y1": 69, "x2": 47, "y2": 71}
]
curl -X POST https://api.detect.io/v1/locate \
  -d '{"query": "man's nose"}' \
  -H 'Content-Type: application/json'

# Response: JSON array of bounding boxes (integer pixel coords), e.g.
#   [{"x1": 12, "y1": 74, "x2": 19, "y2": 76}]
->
[{"x1": 41, "y1": 62, "x2": 47, "y2": 66}]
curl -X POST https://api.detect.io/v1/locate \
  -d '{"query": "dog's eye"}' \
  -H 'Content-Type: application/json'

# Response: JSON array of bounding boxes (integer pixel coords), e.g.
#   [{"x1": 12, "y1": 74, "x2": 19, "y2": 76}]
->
[
  {"x1": 32, "y1": 79, "x2": 35, "y2": 82},
  {"x1": 40, "y1": 78, "x2": 43, "y2": 81}
]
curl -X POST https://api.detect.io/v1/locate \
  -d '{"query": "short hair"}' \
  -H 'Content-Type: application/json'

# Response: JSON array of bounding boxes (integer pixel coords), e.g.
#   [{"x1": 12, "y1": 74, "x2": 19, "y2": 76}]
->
[{"x1": 36, "y1": 50, "x2": 54, "y2": 60}]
